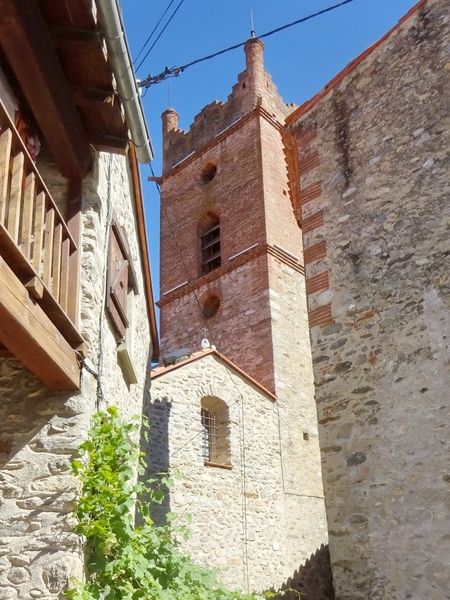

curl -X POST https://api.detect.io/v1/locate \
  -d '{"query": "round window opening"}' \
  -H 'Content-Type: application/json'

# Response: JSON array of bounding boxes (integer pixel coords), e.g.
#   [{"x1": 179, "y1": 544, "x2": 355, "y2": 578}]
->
[
  {"x1": 202, "y1": 294, "x2": 220, "y2": 319},
  {"x1": 201, "y1": 162, "x2": 217, "y2": 184}
]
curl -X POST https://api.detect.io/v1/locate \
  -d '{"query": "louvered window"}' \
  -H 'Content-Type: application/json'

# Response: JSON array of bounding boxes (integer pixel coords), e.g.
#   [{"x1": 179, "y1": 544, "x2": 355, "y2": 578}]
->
[{"x1": 200, "y1": 218, "x2": 221, "y2": 275}]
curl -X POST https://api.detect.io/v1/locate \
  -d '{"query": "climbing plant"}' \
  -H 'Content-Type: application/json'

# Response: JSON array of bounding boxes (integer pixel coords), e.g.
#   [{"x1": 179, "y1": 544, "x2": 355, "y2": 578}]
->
[{"x1": 66, "y1": 406, "x2": 266, "y2": 600}]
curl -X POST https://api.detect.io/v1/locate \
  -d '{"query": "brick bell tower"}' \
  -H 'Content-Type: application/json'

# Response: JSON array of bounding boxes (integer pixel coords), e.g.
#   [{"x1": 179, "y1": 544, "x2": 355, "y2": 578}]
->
[{"x1": 158, "y1": 38, "x2": 326, "y2": 501}]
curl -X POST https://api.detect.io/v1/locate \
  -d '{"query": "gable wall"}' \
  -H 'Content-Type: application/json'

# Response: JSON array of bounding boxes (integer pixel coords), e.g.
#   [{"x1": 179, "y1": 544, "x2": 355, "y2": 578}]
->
[{"x1": 148, "y1": 354, "x2": 327, "y2": 593}]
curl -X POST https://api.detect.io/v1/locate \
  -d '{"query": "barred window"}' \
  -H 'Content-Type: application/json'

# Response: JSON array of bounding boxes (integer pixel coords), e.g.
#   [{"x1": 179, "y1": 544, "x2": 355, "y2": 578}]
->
[
  {"x1": 200, "y1": 397, "x2": 230, "y2": 466},
  {"x1": 201, "y1": 408, "x2": 216, "y2": 462}
]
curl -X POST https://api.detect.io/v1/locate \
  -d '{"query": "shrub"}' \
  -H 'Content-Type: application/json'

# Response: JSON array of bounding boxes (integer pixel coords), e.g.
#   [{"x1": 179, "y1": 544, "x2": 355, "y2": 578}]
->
[{"x1": 67, "y1": 406, "x2": 264, "y2": 600}]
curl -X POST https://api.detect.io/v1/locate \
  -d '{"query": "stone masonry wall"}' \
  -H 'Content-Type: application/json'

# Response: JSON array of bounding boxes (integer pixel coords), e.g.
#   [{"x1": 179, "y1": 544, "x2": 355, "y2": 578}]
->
[
  {"x1": 148, "y1": 353, "x2": 327, "y2": 594},
  {"x1": 288, "y1": 1, "x2": 450, "y2": 597},
  {"x1": 0, "y1": 152, "x2": 151, "y2": 599}
]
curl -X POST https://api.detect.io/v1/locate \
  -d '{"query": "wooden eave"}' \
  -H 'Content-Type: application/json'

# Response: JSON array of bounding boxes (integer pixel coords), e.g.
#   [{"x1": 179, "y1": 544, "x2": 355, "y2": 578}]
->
[
  {"x1": 0, "y1": 0, "x2": 130, "y2": 177},
  {"x1": 129, "y1": 147, "x2": 159, "y2": 361}
]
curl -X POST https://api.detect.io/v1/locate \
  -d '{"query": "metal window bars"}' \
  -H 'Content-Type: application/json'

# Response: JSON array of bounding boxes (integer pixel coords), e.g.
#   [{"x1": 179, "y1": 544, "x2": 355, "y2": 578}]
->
[{"x1": 201, "y1": 408, "x2": 218, "y2": 462}]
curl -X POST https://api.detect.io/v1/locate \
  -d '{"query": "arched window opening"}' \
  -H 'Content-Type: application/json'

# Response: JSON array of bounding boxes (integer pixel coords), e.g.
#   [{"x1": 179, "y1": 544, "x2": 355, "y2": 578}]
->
[
  {"x1": 201, "y1": 162, "x2": 217, "y2": 184},
  {"x1": 198, "y1": 212, "x2": 221, "y2": 275},
  {"x1": 200, "y1": 397, "x2": 230, "y2": 466},
  {"x1": 202, "y1": 293, "x2": 220, "y2": 318}
]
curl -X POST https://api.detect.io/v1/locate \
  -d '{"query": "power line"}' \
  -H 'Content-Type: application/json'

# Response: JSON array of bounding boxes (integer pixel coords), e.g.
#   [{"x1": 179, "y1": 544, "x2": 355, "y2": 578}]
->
[
  {"x1": 148, "y1": 163, "x2": 245, "y2": 407},
  {"x1": 134, "y1": 0, "x2": 178, "y2": 66},
  {"x1": 138, "y1": 0, "x2": 357, "y2": 88},
  {"x1": 135, "y1": 0, "x2": 187, "y2": 73}
]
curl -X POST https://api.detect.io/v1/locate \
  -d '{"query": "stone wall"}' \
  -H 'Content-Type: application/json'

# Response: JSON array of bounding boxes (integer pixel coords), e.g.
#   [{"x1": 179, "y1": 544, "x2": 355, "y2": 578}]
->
[
  {"x1": 148, "y1": 352, "x2": 327, "y2": 594},
  {"x1": 0, "y1": 152, "x2": 151, "y2": 599},
  {"x1": 287, "y1": 0, "x2": 450, "y2": 597}
]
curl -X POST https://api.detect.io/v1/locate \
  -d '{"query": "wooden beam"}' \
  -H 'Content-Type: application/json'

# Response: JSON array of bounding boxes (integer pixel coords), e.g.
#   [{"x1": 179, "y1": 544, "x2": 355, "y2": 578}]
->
[
  {"x1": 0, "y1": 257, "x2": 80, "y2": 390},
  {"x1": 90, "y1": 134, "x2": 129, "y2": 154},
  {"x1": 0, "y1": 0, "x2": 91, "y2": 178},
  {"x1": 71, "y1": 85, "x2": 117, "y2": 108},
  {"x1": 49, "y1": 25, "x2": 103, "y2": 49},
  {"x1": 0, "y1": 222, "x2": 84, "y2": 347}
]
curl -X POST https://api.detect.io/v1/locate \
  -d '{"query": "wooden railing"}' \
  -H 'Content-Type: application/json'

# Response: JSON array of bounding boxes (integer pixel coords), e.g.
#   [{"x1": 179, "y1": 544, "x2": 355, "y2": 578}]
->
[{"x1": 0, "y1": 99, "x2": 82, "y2": 349}]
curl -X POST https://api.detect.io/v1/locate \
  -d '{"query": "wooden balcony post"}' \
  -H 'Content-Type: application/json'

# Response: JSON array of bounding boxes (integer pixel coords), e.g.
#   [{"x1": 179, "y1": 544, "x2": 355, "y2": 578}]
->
[
  {"x1": 0, "y1": 99, "x2": 85, "y2": 388},
  {"x1": 0, "y1": 129, "x2": 12, "y2": 224},
  {"x1": 66, "y1": 178, "x2": 82, "y2": 327}
]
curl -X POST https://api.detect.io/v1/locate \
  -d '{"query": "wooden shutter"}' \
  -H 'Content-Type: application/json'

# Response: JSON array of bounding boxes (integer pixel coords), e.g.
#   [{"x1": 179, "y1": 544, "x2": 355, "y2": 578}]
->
[{"x1": 106, "y1": 220, "x2": 137, "y2": 339}]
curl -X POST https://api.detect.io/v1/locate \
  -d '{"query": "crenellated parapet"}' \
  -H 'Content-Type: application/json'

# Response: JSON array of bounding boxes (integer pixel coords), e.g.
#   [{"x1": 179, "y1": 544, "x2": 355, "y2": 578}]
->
[{"x1": 162, "y1": 38, "x2": 295, "y2": 173}]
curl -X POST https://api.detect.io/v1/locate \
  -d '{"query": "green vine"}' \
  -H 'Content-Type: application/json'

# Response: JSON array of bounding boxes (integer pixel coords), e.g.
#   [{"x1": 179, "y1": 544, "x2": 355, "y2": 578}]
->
[{"x1": 67, "y1": 406, "x2": 268, "y2": 600}]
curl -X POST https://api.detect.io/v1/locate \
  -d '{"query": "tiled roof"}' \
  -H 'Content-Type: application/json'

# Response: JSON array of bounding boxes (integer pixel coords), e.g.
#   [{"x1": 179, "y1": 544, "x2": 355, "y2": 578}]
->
[{"x1": 150, "y1": 348, "x2": 276, "y2": 401}]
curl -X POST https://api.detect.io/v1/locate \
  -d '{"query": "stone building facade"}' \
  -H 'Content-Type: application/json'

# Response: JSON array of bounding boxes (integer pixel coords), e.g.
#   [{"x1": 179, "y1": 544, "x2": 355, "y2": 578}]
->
[
  {"x1": 0, "y1": 2, "x2": 157, "y2": 598},
  {"x1": 0, "y1": 153, "x2": 154, "y2": 598},
  {"x1": 149, "y1": 349, "x2": 327, "y2": 593},
  {"x1": 151, "y1": 36, "x2": 328, "y2": 594},
  {"x1": 286, "y1": 0, "x2": 450, "y2": 597}
]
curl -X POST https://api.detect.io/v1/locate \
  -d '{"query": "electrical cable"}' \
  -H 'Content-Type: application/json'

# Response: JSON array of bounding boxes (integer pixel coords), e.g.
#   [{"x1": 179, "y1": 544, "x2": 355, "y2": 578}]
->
[
  {"x1": 149, "y1": 162, "x2": 245, "y2": 407},
  {"x1": 148, "y1": 162, "x2": 254, "y2": 585},
  {"x1": 134, "y1": 0, "x2": 178, "y2": 66},
  {"x1": 135, "y1": 0, "x2": 187, "y2": 73},
  {"x1": 139, "y1": 0, "x2": 357, "y2": 87},
  {"x1": 238, "y1": 390, "x2": 250, "y2": 593}
]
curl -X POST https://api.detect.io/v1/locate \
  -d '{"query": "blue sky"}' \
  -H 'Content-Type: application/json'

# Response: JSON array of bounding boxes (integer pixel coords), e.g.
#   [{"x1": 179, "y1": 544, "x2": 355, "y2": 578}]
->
[{"x1": 121, "y1": 0, "x2": 418, "y2": 304}]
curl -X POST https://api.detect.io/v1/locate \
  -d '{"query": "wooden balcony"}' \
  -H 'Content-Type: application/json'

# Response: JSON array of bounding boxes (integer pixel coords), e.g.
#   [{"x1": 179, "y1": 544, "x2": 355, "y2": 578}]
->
[{"x1": 0, "y1": 100, "x2": 82, "y2": 390}]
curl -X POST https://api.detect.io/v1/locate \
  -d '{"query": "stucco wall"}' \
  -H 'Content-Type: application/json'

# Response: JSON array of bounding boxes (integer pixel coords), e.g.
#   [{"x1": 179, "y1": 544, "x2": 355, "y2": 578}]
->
[
  {"x1": 148, "y1": 352, "x2": 327, "y2": 594},
  {"x1": 288, "y1": 1, "x2": 450, "y2": 598},
  {"x1": 0, "y1": 152, "x2": 151, "y2": 599}
]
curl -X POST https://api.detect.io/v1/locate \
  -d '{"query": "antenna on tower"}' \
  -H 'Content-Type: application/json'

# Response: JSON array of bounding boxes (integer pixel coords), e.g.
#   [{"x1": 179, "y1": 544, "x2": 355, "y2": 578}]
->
[
  {"x1": 168, "y1": 81, "x2": 172, "y2": 108},
  {"x1": 250, "y1": 9, "x2": 256, "y2": 38}
]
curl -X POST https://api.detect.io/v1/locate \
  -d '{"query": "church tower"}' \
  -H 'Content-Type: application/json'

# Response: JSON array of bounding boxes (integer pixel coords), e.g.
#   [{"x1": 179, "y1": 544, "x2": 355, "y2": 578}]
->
[
  {"x1": 154, "y1": 38, "x2": 328, "y2": 591},
  {"x1": 158, "y1": 38, "x2": 324, "y2": 495}
]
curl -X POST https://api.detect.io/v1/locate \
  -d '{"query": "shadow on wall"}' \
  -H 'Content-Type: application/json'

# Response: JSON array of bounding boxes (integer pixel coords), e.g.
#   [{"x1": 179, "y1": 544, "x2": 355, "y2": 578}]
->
[
  {"x1": 142, "y1": 393, "x2": 172, "y2": 525},
  {"x1": 0, "y1": 357, "x2": 77, "y2": 468},
  {"x1": 274, "y1": 544, "x2": 335, "y2": 600},
  {"x1": 0, "y1": 356, "x2": 83, "y2": 574}
]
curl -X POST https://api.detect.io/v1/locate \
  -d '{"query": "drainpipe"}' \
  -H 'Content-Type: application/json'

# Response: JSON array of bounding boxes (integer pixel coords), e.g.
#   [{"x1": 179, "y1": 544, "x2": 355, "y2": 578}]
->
[{"x1": 95, "y1": 0, "x2": 154, "y2": 163}]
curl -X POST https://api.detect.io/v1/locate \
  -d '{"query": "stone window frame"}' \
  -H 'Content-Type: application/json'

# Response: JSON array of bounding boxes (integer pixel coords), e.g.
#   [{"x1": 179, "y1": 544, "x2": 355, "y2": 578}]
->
[{"x1": 200, "y1": 396, "x2": 232, "y2": 470}]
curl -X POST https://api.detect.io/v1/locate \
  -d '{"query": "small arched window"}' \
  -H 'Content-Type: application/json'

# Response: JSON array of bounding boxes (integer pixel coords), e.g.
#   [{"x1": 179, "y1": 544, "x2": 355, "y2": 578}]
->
[
  {"x1": 200, "y1": 397, "x2": 231, "y2": 466},
  {"x1": 198, "y1": 212, "x2": 221, "y2": 275},
  {"x1": 201, "y1": 162, "x2": 217, "y2": 184}
]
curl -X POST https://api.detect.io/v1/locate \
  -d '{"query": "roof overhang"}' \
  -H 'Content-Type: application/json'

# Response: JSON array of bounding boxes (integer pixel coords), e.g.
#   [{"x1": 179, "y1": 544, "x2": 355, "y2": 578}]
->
[
  {"x1": 0, "y1": 0, "x2": 153, "y2": 178},
  {"x1": 151, "y1": 349, "x2": 276, "y2": 401}
]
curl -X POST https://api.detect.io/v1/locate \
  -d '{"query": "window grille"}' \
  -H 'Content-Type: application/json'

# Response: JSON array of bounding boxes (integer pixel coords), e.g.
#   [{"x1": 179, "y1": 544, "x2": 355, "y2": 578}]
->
[
  {"x1": 201, "y1": 408, "x2": 217, "y2": 462},
  {"x1": 200, "y1": 220, "x2": 221, "y2": 274}
]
